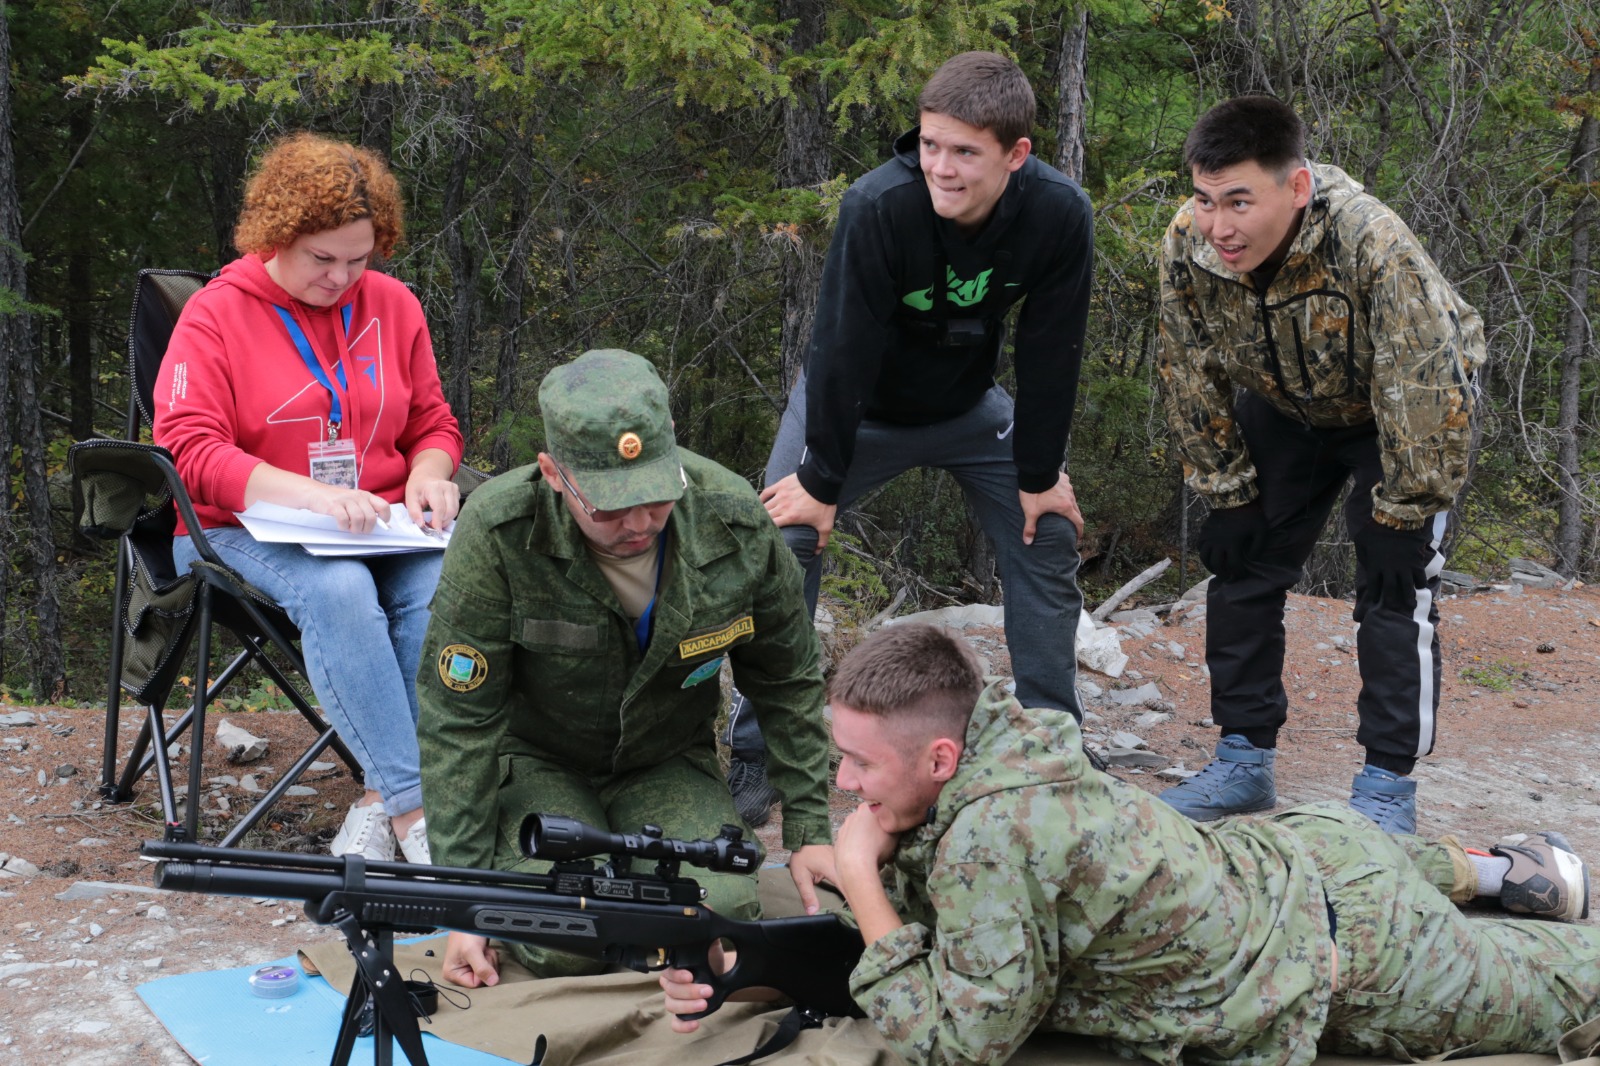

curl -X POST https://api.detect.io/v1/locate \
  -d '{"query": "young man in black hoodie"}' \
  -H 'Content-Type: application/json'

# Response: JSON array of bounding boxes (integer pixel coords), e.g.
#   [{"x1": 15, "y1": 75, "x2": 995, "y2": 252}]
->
[{"x1": 727, "y1": 51, "x2": 1096, "y2": 820}]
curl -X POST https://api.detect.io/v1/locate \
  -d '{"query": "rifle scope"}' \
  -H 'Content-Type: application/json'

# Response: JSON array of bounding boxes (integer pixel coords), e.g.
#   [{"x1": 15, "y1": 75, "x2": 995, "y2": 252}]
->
[{"x1": 521, "y1": 813, "x2": 759, "y2": 875}]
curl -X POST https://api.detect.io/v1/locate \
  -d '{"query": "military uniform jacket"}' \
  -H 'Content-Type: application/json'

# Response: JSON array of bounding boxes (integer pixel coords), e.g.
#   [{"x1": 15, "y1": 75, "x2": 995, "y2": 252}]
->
[
  {"x1": 416, "y1": 450, "x2": 831, "y2": 865},
  {"x1": 849, "y1": 684, "x2": 1335, "y2": 1066},
  {"x1": 1158, "y1": 163, "x2": 1486, "y2": 529}
]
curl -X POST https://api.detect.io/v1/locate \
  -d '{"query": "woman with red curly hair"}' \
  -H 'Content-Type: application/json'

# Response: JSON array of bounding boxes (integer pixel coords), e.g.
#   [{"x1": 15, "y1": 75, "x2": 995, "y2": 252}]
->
[{"x1": 154, "y1": 132, "x2": 463, "y2": 863}]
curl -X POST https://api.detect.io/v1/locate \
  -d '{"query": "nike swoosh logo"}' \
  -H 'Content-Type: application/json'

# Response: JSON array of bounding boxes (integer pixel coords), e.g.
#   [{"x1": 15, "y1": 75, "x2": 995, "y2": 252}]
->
[{"x1": 997, "y1": 421, "x2": 1014, "y2": 440}]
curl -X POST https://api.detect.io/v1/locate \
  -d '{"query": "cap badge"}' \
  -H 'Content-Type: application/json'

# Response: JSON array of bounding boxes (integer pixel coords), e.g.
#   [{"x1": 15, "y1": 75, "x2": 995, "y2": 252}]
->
[{"x1": 618, "y1": 432, "x2": 643, "y2": 460}]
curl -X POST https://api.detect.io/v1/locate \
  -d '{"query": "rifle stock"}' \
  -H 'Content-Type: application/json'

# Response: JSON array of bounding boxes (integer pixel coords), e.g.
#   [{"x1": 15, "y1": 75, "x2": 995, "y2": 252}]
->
[{"x1": 143, "y1": 831, "x2": 864, "y2": 1021}]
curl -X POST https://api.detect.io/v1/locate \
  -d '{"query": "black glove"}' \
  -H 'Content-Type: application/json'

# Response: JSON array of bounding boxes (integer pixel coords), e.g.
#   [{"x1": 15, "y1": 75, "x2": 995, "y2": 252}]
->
[
  {"x1": 1354, "y1": 519, "x2": 1427, "y2": 608},
  {"x1": 1197, "y1": 501, "x2": 1267, "y2": 580}
]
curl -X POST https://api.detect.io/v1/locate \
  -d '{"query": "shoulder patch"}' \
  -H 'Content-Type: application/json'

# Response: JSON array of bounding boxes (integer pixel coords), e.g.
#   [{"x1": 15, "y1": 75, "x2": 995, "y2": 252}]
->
[{"x1": 437, "y1": 644, "x2": 489, "y2": 692}]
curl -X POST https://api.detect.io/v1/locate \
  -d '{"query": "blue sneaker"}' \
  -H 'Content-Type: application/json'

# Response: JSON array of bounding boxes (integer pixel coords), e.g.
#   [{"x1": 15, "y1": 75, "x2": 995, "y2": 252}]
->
[
  {"x1": 1158, "y1": 735, "x2": 1276, "y2": 821},
  {"x1": 1349, "y1": 765, "x2": 1417, "y2": 834}
]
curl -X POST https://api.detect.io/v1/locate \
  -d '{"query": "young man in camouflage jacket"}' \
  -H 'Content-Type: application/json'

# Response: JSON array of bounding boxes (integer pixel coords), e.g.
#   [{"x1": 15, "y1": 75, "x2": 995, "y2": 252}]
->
[
  {"x1": 1155, "y1": 96, "x2": 1486, "y2": 831},
  {"x1": 666, "y1": 624, "x2": 1597, "y2": 1066}
]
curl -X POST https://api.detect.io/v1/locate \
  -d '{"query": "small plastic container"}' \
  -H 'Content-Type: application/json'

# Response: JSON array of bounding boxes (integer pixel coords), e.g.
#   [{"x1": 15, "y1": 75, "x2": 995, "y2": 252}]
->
[{"x1": 248, "y1": 964, "x2": 300, "y2": 999}]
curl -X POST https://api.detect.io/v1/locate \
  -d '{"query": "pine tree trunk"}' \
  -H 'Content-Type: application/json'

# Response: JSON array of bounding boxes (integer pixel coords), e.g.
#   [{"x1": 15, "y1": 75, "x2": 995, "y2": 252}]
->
[
  {"x1": 0, "y1": 4, "x2": 17, "y2": 684},
  {"x1": 1554, "y1": 53, "x2": 1599, "y2": 576},
  {"x1": 492, "y1": 137, "x2": 535, "y2": 473},
  {"x1": 1054, "y1": 6, "x2": 1088, "y2": 182},
  {"x1": 0, "y1": 6, "x2": 62, "y2": 694},
  {"x1": 775, "y1": 0, "x2": 831, "y2": 400},
  {"x1": 440, "y1": 85, "x2": 480, "y2": 446},
  {"x1": 18, "y1": 318, "x2": 63, "y2": 697},
  {"x1": 67, "y1": 108, "x2": 94, "y2": 442},
  {"x1": 68, "y1": 241, "x2": 93, "y2": 441},
  {"x1": 358, "y1": 0, "x2": 395, "y2": 155}
]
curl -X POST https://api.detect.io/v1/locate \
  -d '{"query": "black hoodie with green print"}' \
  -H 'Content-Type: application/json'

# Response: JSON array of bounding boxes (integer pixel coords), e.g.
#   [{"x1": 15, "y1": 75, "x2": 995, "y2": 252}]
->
[{"x1": 795, "y1": 127, "x2": 1095, "y2": 504}]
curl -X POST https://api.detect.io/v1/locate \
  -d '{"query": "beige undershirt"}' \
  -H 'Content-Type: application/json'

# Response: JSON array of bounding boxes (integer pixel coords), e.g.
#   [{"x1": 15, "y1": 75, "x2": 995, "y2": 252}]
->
[{"x1": 588, "y1": 541, "x2": 661, "y2": 624}]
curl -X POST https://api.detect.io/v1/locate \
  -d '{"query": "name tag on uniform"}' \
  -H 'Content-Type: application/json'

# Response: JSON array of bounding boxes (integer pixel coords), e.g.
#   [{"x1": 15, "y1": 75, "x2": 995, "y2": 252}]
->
[
  {"x1": 522, "y1": 618, "x2": 602, "y2": 651},
  {"x1": 678, "y1": 616, "x2": 754, "y2": 660}
]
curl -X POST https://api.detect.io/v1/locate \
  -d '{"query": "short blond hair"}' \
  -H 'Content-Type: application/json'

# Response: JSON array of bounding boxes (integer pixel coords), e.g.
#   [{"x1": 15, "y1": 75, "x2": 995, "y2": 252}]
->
[
  {"x1": 233, "y1": 132, "x2": 403, "y2": 257},
  {"x1": 828, "y1": 624, "x2": 981, "y2": 743}
]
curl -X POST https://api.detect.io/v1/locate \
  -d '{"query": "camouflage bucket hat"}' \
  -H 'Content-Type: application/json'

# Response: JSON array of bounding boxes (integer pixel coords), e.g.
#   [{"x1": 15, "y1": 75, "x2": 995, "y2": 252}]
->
[{"x1": 538, "y1": 349, "x2": 684, "y2": 511}]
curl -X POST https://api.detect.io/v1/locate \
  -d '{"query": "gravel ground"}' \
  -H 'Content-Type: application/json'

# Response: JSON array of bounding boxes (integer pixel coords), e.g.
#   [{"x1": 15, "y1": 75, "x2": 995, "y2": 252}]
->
[{"x1": 3, "y1": 581, "x2": 1597, "y2": 1064}]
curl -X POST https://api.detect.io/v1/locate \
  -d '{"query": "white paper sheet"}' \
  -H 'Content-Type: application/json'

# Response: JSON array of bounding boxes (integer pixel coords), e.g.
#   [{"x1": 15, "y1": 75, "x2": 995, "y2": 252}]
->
[{"x1": 235, "y1": 501, "x2": 452, "y2": 556}]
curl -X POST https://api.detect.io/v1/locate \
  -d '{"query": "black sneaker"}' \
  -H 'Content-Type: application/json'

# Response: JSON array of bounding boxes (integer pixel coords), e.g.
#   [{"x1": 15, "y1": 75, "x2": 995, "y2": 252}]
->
[
  {"x1": 727, "y1": 754, "x2": 778, "y2": 828},
  {"x1": 1494, "y1": 831, "x2": 1591, "y2": 921}
]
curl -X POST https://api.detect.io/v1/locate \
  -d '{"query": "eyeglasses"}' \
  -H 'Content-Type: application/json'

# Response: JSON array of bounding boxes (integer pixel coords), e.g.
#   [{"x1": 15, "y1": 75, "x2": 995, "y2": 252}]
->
[
  {"x1": 554, "y1": 462, "x2": 612, "y2": 520},
  {"x1": 553, "y1": 462, "x2": 670, "y2": 523}
]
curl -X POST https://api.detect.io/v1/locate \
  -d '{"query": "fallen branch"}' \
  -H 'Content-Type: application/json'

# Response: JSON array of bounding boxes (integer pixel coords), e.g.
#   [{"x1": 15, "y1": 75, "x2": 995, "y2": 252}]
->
[
  {"x1": 1091, "y1": 557, "x2": 1172, "y2": 622},
  {"x1": 863, "y1": 587, "x2": 909, "y2": 632}
]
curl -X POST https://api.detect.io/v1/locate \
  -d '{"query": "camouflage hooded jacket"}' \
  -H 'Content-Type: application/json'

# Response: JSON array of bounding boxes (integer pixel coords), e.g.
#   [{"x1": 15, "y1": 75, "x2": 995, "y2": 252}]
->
[
  {"x1": 848, "y1": 683, "x2": 1335, "y2": 1066},
  {"x1": 1157, "y1": 163, "x2": 1485, "y2": 529}
]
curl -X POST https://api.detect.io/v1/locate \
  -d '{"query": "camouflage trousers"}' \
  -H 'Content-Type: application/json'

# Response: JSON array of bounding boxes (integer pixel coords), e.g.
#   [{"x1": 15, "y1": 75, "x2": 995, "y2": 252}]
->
[
  {"x1": 488, "y1": 747, "x2": 763, "y2": 977},
  {"x1": 1277, "y1": 805, "x2": 1600, "y2": 1059}
]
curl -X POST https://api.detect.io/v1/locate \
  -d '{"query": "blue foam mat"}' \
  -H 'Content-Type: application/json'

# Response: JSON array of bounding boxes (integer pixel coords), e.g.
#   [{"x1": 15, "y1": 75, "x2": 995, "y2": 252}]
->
[{"x1": 137, "y1": 945, "x2": 516, "y2": 1065}]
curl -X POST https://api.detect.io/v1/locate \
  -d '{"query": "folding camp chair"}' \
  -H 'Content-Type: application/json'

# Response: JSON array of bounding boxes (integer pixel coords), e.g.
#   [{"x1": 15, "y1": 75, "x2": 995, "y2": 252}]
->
[{"x1": 69, "y1": 268, "x2": 365, "y2": 846}]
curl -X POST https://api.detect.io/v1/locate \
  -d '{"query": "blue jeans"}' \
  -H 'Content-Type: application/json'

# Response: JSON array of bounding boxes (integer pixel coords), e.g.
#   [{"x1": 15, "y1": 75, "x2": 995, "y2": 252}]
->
[{"x1": 174, "y1": 529, "x2": 441, "y2": 815}]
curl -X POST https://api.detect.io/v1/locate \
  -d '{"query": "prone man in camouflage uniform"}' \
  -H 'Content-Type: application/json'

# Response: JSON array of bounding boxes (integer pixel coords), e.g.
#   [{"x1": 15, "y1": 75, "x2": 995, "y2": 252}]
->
[
  {"x1": 1155, "y1": 96, "x2": 1487, "y2": 831},
  {"x1": 666, "y1": 623, "x2": 1598, "y2": 1066},
  {"x1": 417, "y1": 349, "x2": 835, "y2": 987}
]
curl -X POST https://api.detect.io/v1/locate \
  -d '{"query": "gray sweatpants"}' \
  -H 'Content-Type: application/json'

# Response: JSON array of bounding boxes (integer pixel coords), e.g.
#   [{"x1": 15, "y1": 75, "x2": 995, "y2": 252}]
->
[{"x1": 729, "y1": 375, "x2": 1084, "y2": 757}]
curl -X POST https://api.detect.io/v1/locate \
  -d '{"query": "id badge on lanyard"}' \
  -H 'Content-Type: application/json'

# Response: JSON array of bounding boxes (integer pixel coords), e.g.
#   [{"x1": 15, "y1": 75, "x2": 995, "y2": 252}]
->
[
  {"x1": 307, "y1": 438, "x2": 358, "y2": 489},
  {"x1": 274, "y1": 305, "x2": 358, "y2": 488}
]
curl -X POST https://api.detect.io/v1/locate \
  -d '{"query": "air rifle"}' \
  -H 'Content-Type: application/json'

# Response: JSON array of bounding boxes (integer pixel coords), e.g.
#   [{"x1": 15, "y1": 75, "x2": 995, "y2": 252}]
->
[{"x1": 141, "y1": 815, "x2": 863, "y2": 1065}]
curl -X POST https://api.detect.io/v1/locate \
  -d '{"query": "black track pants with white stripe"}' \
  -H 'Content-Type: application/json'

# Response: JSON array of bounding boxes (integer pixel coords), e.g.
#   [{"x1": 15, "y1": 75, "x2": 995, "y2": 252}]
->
[{"x1": 1205, "y1": 393, "x2": 1445, "y2": 767}]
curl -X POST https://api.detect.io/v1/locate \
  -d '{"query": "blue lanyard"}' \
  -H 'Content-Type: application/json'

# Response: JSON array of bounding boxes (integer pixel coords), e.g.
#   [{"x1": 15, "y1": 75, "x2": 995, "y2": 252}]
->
[
  {"x1": 274, "y1": 305, "x2": 353, "y2": 440},
  {"x1": 633, "y1": 534, "x2": 669, "y2": 652}
]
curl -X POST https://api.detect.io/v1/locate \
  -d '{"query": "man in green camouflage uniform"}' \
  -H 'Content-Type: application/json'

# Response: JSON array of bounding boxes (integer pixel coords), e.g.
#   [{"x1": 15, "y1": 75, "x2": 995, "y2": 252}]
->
[
  {"x1": 417, "y1": 349, "x2": 834, "y2": 988},
  {"x1": 1155, "y1": 96, "x2": 1487, "y2": 832},
  {"x1": 673, "y1": 624, "x2": 1595, "y2": 1066}
]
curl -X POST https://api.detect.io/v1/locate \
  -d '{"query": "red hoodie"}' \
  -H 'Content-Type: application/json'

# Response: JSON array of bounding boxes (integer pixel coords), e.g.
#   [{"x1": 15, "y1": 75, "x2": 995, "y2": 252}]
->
[{"x1": 153, "y1": 255, "x2": 464, "y2": 534}]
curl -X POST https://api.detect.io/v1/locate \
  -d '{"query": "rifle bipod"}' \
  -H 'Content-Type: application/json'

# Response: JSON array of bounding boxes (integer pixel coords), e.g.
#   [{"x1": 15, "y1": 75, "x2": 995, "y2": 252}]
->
[
  {"x1": 328, "y1": 915, "x2": 434, "y2": 1066},
  {"x1": 324, "y1": 912, "x2": 549, "y2": 1066}
]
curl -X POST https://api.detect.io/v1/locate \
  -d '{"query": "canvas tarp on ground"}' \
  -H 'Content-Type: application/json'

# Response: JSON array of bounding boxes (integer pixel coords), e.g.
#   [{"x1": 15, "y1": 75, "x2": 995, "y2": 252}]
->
[{"x1": 296, "y1": 871, "x2": 1588, "y2": 1066}]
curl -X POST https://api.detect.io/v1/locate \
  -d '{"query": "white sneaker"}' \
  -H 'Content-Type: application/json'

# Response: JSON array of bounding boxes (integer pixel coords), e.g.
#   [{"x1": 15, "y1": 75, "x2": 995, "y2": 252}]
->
[
  {"x1": 1494, "y1": 831, "x2": 1590, "y2": 921},
  {"x1": 397, "y1": 816, "x2": 431, "y2": 865},
  {"x1": 331, "y1": 801, "x2": 396, "y2": 861}
]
